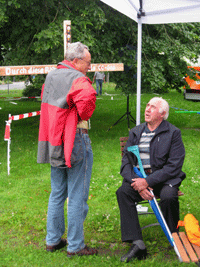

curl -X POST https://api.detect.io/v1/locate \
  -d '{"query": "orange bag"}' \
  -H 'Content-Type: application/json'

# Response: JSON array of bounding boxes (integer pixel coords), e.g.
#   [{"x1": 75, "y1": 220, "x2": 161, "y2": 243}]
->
[{"x1": 178, "y1": 214, "x2": 200, "y2": 246}]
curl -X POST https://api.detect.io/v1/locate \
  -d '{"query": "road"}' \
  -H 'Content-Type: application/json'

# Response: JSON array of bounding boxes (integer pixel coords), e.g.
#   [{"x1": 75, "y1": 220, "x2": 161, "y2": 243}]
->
[{"x1": 0, "y1": 82, "x2": 25, "y2": 90}]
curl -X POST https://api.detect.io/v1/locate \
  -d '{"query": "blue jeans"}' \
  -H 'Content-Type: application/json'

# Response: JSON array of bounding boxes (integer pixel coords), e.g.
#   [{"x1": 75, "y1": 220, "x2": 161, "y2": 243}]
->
[
  {"x1": 96, "y1": 79, "x2": 103, "y2": 95},
  {"x1": 46, "y1": 132, "x2": 93, "y2": 253}
]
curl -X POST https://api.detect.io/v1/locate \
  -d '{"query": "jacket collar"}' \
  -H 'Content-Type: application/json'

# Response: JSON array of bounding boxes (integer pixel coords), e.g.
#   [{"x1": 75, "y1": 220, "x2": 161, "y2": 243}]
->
[
  {"x1": 156, "y1": 120, "x2": 169, "y2": 134},
  {"x1": 132, "y1": 120, "x2": 169, "y2": 137},
  {"x1": 57, "y1": 60, "x2": 76, "y2": 70},
  {"x1": 57, "y1": 60, "x2": 92, "y2": 84}
]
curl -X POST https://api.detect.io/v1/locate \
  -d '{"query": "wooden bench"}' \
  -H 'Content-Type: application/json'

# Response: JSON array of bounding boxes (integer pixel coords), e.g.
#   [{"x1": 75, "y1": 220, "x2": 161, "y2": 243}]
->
[
  {"x1": 120, "y1": 136, "x2": 129, "y2": 157},
  {"x1": 172, "y1": 232, "x2": 200, "y2": 264}
]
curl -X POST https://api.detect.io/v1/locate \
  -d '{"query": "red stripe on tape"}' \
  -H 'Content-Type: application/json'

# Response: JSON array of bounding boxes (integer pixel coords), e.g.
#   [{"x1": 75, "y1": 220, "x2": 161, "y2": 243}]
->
[
  {"x1": 4, "y1": 124, "x2": 10, "y2": 140},
  {"x1": 19, "y1": 114, "x2": 24, "y2": 120}
]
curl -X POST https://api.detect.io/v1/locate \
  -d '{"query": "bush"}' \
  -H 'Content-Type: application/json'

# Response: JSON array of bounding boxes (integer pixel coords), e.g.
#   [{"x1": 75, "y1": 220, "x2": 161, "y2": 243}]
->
[
  {"x1": 22, "y1": 84, "x2": 41, "y2": 97},
  {"x1": 22, "y1": 75, "x2": 45, "y2": 97}
]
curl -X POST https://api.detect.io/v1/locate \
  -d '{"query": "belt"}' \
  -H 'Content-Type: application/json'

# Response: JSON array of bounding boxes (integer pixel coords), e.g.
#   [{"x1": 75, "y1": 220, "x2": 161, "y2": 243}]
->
[
  {"x1": 76, "y1": 128, "x2": 88, "y2": 134},
  {"x1": 144, "y1": 168, "x2": 152, "y2": 174},
  {"x1": 77, "y1": 120, "x2": 88, "y2": 129}
]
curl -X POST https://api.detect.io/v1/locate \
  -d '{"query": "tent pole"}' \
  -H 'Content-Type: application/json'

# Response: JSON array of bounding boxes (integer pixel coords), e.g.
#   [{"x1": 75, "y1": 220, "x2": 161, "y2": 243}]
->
[{"x1": 136, "y1": 20, "x2": 142, "y2": 125}]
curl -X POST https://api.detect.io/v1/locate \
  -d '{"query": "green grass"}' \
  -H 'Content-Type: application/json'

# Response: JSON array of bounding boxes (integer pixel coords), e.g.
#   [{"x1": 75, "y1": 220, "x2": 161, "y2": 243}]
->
[
  {"x1": 0, "y1": 89, "x2": 23, "y2": 98},
  {"x1": 0, "y1": 84, "x2": 200, "y2": 266}
]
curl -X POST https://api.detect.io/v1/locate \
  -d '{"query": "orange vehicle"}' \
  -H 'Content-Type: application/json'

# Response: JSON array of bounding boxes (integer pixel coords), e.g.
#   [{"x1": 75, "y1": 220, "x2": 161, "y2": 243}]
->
[{"x1": 184, "y1": 66, "x2": 200, "y2": 101}]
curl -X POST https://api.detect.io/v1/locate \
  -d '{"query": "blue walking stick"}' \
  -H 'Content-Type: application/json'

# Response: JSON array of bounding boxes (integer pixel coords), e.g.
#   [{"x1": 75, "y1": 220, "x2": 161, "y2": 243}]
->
[{"x1": 127, "y1": 145, "x2": 181, "y2": 261}]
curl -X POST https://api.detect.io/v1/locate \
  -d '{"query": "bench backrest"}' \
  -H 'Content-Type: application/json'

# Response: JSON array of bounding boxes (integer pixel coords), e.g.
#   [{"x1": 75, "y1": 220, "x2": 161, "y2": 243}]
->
[{"x1": 119, "y1": 136, "x2": 128, "y2": 157}]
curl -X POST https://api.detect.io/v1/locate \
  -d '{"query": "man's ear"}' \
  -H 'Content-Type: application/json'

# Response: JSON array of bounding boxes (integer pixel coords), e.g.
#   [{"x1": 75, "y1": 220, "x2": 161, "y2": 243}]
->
[
  {"x1": 72, "y1": 58, "x2": 78, "y2": 67},
  {"x1": 161, "y1": 111, "x2": 166, "y2": 119}
]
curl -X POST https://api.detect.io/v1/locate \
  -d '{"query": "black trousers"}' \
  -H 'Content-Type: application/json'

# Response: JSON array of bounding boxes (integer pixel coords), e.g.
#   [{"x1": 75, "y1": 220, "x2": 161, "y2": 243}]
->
[{"x1": 116, "y1": 180, "x2": 180, "y2": 242}]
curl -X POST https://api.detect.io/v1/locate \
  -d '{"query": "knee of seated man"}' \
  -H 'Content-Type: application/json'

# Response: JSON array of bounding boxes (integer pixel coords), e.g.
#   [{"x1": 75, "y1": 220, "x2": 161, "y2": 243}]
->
[
  {"x1": 159, "y1": 185, "x2": 178, "y2": 201},
  {"x1": 116, "y1": 183, "x2": 131, "y2": 198},
  {"x1": 116, "y1": 185, "x2": 125, "y2": 197}
]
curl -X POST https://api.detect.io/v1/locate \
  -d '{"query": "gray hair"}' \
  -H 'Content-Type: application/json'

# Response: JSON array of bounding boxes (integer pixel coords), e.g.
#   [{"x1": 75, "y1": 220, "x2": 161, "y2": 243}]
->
[
  {"x1": 64, "y1": 42, "x2": 89, "y2": 61},
  {"x1": 151, "y1": 97, "x2": 169, "y2": 120}
]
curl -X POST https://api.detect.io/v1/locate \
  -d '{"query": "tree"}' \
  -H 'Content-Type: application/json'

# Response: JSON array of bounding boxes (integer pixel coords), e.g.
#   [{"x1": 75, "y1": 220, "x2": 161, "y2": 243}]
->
[
  {"x1": 0, "y1": 0, "x2": 200, "y2": 94},
  {"x1": 103, "y1": 22, "x2": 200, "y2": 94},
  {"x1": 0, "y1": 0, "x2": 107, "y2": 65}
]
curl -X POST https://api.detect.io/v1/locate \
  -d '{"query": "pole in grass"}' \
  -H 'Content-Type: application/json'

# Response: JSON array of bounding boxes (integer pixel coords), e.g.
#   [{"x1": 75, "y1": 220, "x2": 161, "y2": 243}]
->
[
  {"x1": 127, "y1": 145, "x2": 182, "y2": 262},
  {"x1": 4, "y1": 114, "x2": 12, "y2": 175}
]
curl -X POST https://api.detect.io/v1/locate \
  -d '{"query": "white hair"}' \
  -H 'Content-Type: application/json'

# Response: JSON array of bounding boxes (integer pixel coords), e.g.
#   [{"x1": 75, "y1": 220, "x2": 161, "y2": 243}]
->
[
  {"x1": 64, "y1": 42, "x2": 89, "y2": 61},
  {"x1": 151, "y1": 97, "x2": 169, "y2": 120}
]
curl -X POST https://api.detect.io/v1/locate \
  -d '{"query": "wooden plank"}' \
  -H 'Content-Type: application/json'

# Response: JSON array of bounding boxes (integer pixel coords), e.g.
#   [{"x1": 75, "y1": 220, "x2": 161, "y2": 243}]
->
[
  {"x1": 119, "y1": 137, "x2": 129, "y2": 141},
  {"x1": 178, "y1": 191, "x2": 184, "y2": 196},
  {"x1": 90, "y1": 63, "x2": 124, "y2": 72},
  {"x1": 0, "y1": 65, "x2": 56, "y2": 76},
  {"x1": 192, "y1": 244, "x2": 200, "y2": 260},
  {"x1": 179, "y1": 232, "x2": 199, "y2": 262},
  {"x1": 120, "y1": 142, "x2": 127, "y2": 147},
  {"x1": 0, "y1": 63, "x2": 124, "y2": 76},
  {"x1": 172, "y1": 232, "x2": 190, "y2": 263}
]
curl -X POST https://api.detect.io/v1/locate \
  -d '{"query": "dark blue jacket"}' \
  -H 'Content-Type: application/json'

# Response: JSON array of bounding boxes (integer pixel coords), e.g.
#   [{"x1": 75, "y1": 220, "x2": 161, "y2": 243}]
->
[{"x1": 121, "y1": 120, "x2": 186, "y2": 187}]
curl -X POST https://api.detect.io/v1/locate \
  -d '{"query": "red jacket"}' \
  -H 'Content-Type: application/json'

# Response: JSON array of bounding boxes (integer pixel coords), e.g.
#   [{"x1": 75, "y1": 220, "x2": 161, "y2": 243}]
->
[{"x1": 37, "y1": 60, "x2": 96, "y2": 168}]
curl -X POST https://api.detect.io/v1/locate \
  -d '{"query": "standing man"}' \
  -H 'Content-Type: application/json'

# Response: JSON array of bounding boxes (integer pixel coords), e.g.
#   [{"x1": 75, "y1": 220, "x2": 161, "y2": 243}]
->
[
  {"x1": 37, "y1": 42, "x2": 98, "y2": 257},
  {"x1": 93, "y1": 71, "x2": 105, "y2": 95},
  {"x1": 116, "y1": 97, "x2": 186, "y2": 263}
]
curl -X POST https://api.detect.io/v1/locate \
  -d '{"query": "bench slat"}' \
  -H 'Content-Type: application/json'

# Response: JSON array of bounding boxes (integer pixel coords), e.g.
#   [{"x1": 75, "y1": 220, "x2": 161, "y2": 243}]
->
[
  {"x1": 179, "y1": 232, "x2": 199, "y2": 262},
  {"x1": 120, "y1": 137, "x2": 129, "y2": 141},
  {"x1": 120, "y1": 142, "x2": 127, "y2": 147},
  {"x1": 172, "y1": 232, "x2": 190, "y2": 263},
  {"x1": 192, "y1": 244, "x2": 200, "y2": 259}
]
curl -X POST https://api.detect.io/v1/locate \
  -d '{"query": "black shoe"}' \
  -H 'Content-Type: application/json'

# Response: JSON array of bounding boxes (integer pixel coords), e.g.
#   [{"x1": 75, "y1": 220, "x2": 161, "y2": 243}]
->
[
  {"x1": 46, "y1": 239, "x2": 67, "y2": 252},
  {"x1": 121, "y1": 244, "x2": 147, "y2": 263}
]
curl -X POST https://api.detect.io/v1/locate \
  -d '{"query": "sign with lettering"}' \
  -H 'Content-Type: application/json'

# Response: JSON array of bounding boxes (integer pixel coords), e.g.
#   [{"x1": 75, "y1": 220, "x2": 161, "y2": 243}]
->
[
  {"x1": 90, "y1": 63, "x2": 124, "y2": 72},
  {"x1": 0, "y1": 65, "x2": 56, "y2": 76},
  {"x1": 0, "y1": 63, "x2": 124, "y2": 76}
]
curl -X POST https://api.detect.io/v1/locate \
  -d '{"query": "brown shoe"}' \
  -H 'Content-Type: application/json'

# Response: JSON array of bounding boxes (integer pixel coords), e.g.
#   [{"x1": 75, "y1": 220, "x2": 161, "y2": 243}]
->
[
  {"x1": 67, "y1": 245, "x2": 98, "y2": 257},
  {"x1": 46, "y1": 238, "x2": 67, "y2": 252}
]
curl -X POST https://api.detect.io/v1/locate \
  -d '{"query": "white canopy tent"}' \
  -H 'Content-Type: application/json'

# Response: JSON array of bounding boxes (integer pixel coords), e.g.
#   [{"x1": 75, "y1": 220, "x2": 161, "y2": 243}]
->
[{"x1": 100, "y1": 0, "x2": 200, "y2": 125}]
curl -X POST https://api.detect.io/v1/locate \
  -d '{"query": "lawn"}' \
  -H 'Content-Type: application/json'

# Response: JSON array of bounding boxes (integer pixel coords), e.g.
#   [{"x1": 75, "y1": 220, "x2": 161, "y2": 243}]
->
[{"x1": 0, "y1": 83, "x2": 200, "y2": 267}]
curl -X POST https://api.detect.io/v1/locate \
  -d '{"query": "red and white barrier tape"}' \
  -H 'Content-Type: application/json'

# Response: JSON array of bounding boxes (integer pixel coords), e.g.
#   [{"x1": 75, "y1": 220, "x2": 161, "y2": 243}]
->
[
  {"x1": 4, "y1": 110, "x2": 41, "y2": 175},
  {"x1": 9, "y1": 111, "x2": 41, "y2": 121}
]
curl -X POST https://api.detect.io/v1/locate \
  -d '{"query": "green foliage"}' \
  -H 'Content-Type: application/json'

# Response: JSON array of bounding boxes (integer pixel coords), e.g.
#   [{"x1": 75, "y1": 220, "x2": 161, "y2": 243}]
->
[
  {"x1": 0, "y1": 1, "x2": 200, "y2": 95},
  {"x1": 22, "y1": 75, "x2": 45, "y2": 97},
  {"x1": 22, "y1": 84, "x2": 40, "y2": 97}
]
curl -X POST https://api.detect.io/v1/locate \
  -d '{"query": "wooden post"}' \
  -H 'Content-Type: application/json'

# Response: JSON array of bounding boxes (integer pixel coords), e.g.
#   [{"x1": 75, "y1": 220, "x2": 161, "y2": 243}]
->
[{"x1": 63, "y1": 20, "x2": 71, "y2": 57}]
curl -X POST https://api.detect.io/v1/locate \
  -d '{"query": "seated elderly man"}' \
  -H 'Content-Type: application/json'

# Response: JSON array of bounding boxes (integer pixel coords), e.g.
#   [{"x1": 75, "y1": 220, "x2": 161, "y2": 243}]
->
[{"x1": 116, "y1": 97, "x2": 186, "y2": 263}]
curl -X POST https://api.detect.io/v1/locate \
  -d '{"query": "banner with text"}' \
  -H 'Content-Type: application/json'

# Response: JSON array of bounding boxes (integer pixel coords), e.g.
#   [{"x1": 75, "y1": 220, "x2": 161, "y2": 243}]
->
[{"x1": 0, "y1": 63, "x2": 124, "y2": 76}]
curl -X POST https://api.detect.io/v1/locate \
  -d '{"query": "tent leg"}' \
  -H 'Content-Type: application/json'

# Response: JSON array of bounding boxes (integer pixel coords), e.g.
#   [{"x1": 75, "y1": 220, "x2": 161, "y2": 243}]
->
[{"x1": 136, "y1": 21, "x2": 142, "y2": 125}]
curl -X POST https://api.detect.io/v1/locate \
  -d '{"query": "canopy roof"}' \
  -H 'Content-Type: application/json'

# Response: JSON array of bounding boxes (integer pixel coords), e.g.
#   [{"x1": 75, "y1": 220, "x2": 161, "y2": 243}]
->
[{"x1": 101, "y1": 0, "x2": 200, "y2": 24}]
